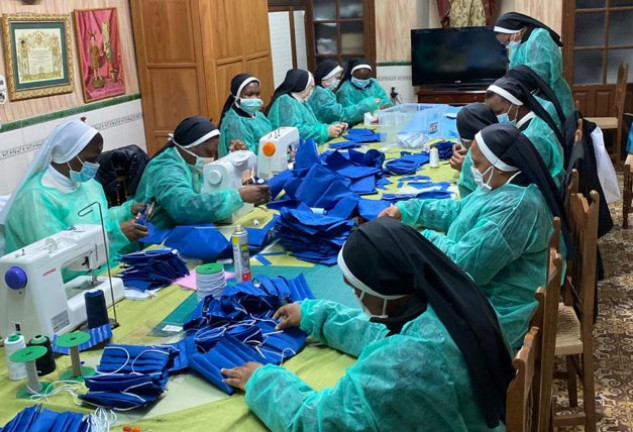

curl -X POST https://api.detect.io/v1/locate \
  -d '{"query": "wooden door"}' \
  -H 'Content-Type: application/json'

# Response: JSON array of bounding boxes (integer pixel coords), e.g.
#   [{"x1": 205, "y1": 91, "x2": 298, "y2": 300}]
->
[{"x1": 130, "y1": 0, "x2": 208, "y2": 155}]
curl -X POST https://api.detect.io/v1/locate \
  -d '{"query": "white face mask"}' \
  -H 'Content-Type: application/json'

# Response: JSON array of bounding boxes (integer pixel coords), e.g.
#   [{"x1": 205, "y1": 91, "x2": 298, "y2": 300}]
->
[
  {"x1": 471, "y1": 165, "x2": 494, "y2": 193},
  {"x1": 358, "y1": 291, "x2": 389, "y2": 319}
]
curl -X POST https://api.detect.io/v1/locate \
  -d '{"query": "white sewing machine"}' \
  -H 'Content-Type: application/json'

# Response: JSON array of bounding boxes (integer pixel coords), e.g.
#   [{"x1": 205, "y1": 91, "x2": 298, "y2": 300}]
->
[
  {"x1": 203, "y1": 150, "x2": 258, "y2": 222},
  {"x1": 257, "y1": 127, "x2": 300, "y2": 180},
  {"x1": 0, "y1": 224, "x2": 124, "y2": 340}
]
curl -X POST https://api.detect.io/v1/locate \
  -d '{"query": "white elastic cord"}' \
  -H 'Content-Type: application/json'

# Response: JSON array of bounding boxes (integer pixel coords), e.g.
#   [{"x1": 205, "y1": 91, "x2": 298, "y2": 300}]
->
[
  {"x1": 474, "y1": 132, "x2": 518, "y2": 172},
  {"x1": 487, "y1": 85, "x2": 523, "y2": 106},
  {"x1": 351, "y1": 64, "x2": 372, "y2": 74},
  {"x1": 170, "y1": 129, "x2": 220, "y2": 149},
  {"x1": 323, "y1": 65, "x2": 343, "y2": 81},
  {"x1": 494, "y1": 26, "x2": 521, "y2": 34}
]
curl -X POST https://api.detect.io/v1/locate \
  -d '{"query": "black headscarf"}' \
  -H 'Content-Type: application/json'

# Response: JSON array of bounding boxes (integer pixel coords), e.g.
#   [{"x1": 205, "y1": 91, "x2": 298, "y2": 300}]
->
[
  {"x1": 343, "y1": 58, "x2": 372, "y2": 88},
  {"x1": 495, "y1": 12, "x2": 562, "y2": 47},
  {"x1": 153, "y1": 116, "x2": 218, "y2": 159},
  {"x1": 340, "y1": 217, "x2": 514, "y2": 428},
  {"x1": 219, "y1": 73, "x2": 260, "y2": 126},
  {"x1": 488, "y1": 76, "x2": 564, "y2": 144},
  {"x1": 505, "y1": 65, "x2": 566, "y2": 126},
  {"x1": 314, "y1": 60, "x2": 341, "y2": 88},
  {"x1": 456, "y1": 103, "x2": 498, "y2": 140},
  {"x1": 477, "y1": 123, "x2": 573, "y2": 254},
  {"x1": 265, "y1": 69, "x2": 311, "y2": 115}
]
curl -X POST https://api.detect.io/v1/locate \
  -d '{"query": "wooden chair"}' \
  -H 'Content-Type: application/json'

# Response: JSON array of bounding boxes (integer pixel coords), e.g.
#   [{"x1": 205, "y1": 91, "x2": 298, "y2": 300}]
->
[
  {"x1": 623, "y1": 163, "x2": 632, "y2": 229},
  {"x1": 506, "y1": 326, "x2": 541, "y2": 432},
  {"x1": 553, "y1": 190, "x2": 600, "y2": 432},
  {"x1": 585, "y1": 61, "x2": 629, "y2": 168}
]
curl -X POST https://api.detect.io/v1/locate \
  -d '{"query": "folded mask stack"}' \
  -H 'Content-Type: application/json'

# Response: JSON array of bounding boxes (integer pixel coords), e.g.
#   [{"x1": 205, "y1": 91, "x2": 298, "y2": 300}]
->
[
  {"x1": 119, "y1": 248, "x2": 189, "y2": 291},
  {"x1": 0, "y1": 405, "x2": 90, "y2": 431}
]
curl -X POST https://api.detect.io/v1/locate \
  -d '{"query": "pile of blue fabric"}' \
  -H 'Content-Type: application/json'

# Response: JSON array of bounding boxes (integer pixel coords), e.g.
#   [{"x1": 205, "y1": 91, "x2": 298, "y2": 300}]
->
[
  {"x1": 276, "y1": 208, "x2": 355, "y2": 265},
  {"x1": 0, "y1": 405, "x2": 89, "y2": 431},
  {"x1": 119, "y1": 248, "x2": 189, "y2": 291}
]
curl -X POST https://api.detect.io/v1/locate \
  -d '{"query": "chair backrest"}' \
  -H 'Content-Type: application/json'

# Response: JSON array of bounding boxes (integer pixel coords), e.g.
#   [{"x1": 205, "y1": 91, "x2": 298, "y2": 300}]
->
[
  {"x1": 564, "y1": 190, "x2": 600, "y2": 330},
  {"x1": 506, "y1": 326, "x2": 541, "y2": 432},
  {"x1": 565, "y1": 169, "x2": 579, "y2": 212},
  {"x1": 615, "y1": 62, "x2": 629, "y2": 122}
]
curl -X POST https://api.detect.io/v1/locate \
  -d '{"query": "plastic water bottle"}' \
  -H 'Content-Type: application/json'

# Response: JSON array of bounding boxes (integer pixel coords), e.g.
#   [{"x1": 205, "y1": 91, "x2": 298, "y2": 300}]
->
[
  {"x1": 430, "y1": 147, "x2": 440, "y2": 168},
  {"x1": 231, "y1": 225, "x2": 251, "y2": 282}
]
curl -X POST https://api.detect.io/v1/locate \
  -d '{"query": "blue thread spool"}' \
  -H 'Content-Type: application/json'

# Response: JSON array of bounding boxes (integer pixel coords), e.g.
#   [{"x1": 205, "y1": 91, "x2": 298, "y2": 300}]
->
[{"x1": 85, "y1": 289, "x2": 109, "y2": 329}]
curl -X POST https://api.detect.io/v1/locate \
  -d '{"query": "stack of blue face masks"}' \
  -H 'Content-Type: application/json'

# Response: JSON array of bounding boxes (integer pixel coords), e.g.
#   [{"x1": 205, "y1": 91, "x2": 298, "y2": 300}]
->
[
  {"x1": 80, "y1": 343, "x2": 178, "y2": 410},
  {"x1": 385, "y1": 151, "x2": 431, "y2": 175},
  {"x1": 0, "y1": 405, "x2": 89, "y2": 432},
  {"x1": 276, "y1": 208, "x2": 355, "y2": 265},
  {"x1": 119, "y1": 248, "x2": 189, "y2": 291},
  {"x1": 52, "y1": 323, "x2": 112, "y2": 355},
  {"x1": 342, "y1": 128, "x2": 381, "y2": 143}
]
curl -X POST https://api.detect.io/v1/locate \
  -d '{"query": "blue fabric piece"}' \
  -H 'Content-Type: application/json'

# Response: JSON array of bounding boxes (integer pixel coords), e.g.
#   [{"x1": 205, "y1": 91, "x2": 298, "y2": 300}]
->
[
  {"x1": 245, "y1": 216, "x2": 279, "y2": 250},
  {"x1": 256, "y1": 254, "x2": 273, "y2": 266},
  {"x1": 120, "y1": 248, "x2": 189, "y2": 291},
  {"x1": 294, "y1": 139, "x2": 321, "y2": 175},
  {"x1": 164, "y1": 225, "x2": 231, "y2": 262},
  {"x1": 80, "y1": 373, "x2": 167, "y2": 409},
  {"x1": 96, "y1": 343, "x2": 174, "y2": 375},
  {"x1": 400, "y1": 175, "x2": 431, "y2": 182},
  {"x1": 350, "y1": 176, "x2": 377, "y2": 195},
  {"x1": 267, "y1": 169, "x2": 294, "y2": 200},
  {"x1": 382, "y1": 190, "x2": 453, "y2": 201},
  {"x1": 434, "y1": 140, "x2": 454, "y2": 160},
  {"x1": 295, "y1": 164, "x2": 353, "y2": 209},
  {"x1": 328, "y1": 195, "x2": 359, "y2": 219},
  {"x1": 52, "y1": 323, "x2": 112, "y2": 355},
  {"x1": 343, "y1": 128, "x2": 381, "y2": 143},
  {"x1": 324, "y1": 151, "x2": 382, "y2": 180},
  {"x1": 266, "y1": 199, "x2": 311, "y2": 212},
  {"x1": 408, "y1": 181, "x2": 453, "y2": 190},
  {"x1": 376, "y1": 177, "x2": 392, "y2": 190},
  {"x1": 346, "y1": 128, "x2": 377, "y2": 136},
  {"x1": 329, "y1": 141, "x2": 361, "y2": 149},
  {"x1": 165, "y1": 337, "x2": 195, "y2": 374},
  {"x1": 1, "y1": 406, "x2": 89, "y2": 432},
  {"x1": 385, "y1": 152, "x2": 430, "y2": 175},
  {"x1": 348, "y1": 148, "x2": 385, "y2": 169},
  {"x1": 357, "y1": 199, "x2": 391, "y2": 220},
  {"x1": 138, "y1": 221, "x2": 171, "y2": 245}
]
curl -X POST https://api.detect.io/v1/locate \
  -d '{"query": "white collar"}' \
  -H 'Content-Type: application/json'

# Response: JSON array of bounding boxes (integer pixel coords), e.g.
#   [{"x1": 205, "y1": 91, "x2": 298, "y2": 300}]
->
[{"x1": 516, "y1": 111, "x2": 535, "y2": 129}]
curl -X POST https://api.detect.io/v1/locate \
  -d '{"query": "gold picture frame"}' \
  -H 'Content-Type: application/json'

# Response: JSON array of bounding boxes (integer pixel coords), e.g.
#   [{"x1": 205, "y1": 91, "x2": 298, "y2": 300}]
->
[{"x1": 1, "y1": 13, "x2": 75, "y2": 101}]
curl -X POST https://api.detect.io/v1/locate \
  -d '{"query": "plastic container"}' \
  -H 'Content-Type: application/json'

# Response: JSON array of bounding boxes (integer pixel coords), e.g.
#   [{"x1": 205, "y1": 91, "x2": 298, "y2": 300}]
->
[{"x1": 377, "y1": 103, "x2": 442, "y2": 146}]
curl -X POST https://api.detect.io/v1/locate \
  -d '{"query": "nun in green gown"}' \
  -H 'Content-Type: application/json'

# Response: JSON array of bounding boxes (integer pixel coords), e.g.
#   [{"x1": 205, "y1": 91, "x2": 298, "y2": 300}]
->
[{"x1": 336, "y1": 59, "x2": 392, "y2": 110}]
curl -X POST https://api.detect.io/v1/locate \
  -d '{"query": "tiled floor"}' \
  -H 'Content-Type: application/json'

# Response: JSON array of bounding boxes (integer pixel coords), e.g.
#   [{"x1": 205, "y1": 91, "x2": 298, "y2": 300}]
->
[{"x1": 554, "y1": 194, "x2": 633, "y2": 431}]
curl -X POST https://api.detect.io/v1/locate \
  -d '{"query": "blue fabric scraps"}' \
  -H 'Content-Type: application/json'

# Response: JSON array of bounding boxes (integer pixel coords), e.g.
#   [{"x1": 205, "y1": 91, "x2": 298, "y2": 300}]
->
[
  {"x1": 328, "y1": 195, "x2": 359, "y2": 219},
  {"x1": 295, "y1": 164, "x2": 354, "y2": 209},
  {"x1": 329, "y1": 141, "x2": 361, "y2": 149},
  {"x1": 164, "y1": 225, "x2": 231, "y2": 262},
  {"x1": 407, "y1": 181, "x2": 452, "y2": 190},
  {"x1": 138, "y1": 222, "x2": 171, "y2": 245},
  {"x1": 357, "y1": 199, "x2": 391, "y2": 221},
  {"x1": 343, "y1": 128, "x2": 381, "y2": 143},
  {"x1": 348, "y1": 148, "x2": 385, "y2": 169},
  {"x1": 0, "y1": 405, "x2": 89, "y2": 432},
  {"x1": 267, "y1": 169, "x2": 293, "y2": 200},
  {"x1": 276, "y1": 208, "x2": 355, "y2": 265},
  {"x1": 119, "y1": 248, "x2": 189, "y2": 291},
  {"x1": 246, "y1": 215, "x2": 279, "y2": 252},
  {"x1": 434, "y1": 140, "x2": 455, "y2": 160},
  {"x1": 385, "y1": 151, "x2": 430, "y2": 175},
  {"x1": 52, "y1": 323, "x2": 112, "y2": 355},
  {"x1": 323, "y1": 151, "x2": 382, "y2": 180},
  {"x1": 294, "y1": 138, "x2": 321, "y2": 176},
  {"x1": 350, "y1": 176, "x2": 377, "y2": 195},
  {"x1": 376, "y1": 178, "x2": 392, "y2": 190}
]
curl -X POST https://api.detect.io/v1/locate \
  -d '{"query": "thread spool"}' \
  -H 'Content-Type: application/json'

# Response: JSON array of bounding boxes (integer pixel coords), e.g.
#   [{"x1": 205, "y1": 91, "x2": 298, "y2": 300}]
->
[
  {"x1": 56, "y1": 331, "x2": 95, "y2": 381},
  {"x1": 429, "y1": 147, "x2": 440, "y2": 168},
  {"x1": 85, "y1": 289, "x2": 109, "y2": 329},
  {"x1": 196, "y1": 263, "x2": 226, "y2": 303},
  {"x1": 28, "y1": 335, "x2": 56, "y2": 376},
  {"x1": 5, "y1": 333, "x2": 27, "y2": 380},
  {"x1": 10, "y1": 345, "x2": 52, "y2": 399}
]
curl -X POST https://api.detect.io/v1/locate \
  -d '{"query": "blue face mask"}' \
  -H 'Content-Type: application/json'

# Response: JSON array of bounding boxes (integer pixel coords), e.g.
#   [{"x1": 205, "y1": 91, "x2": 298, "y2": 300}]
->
[
  {"x1": 239, "y1": 98, "x2": 263, "y2": 115},
  {"x1": 496, "y1": 105, "x2": 518, "y2": 127},
  {"x1": 351, "y1": 77, "x2": 371, "y2": 89},
  {"x1": 507, "y1": 40, "x2": 520, "y2": 57},
  {"x1": 327, "y1": 78, "x2": 340, "y2": 91},
  {"x1": 68, "y1": 156, "x2": 99, "y2": 183}
]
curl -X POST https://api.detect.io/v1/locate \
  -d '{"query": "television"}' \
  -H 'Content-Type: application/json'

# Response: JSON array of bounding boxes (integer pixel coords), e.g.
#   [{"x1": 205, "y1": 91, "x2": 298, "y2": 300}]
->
[{"x1": 411, "y1": 26, "x2": 507, "y2": 88}]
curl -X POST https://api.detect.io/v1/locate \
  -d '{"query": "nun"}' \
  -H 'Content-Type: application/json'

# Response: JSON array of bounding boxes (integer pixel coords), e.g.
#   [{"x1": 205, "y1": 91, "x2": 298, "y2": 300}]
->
[
  {"x1": 484, "y1": 76, "x2": 565, "y2": 188},
  {"x1": 218, "y1": 73, "x2": 273, "y2": 157},
  {"x1": 308, "y1": 60, "x2": 378, "y2": 124},
  {"x1": 380, "y1": 124, "x2": 569, "y2": 350},
  {"x1": 266, "y1": 69, "x2": 346, "y2": 144},
  {"x1": 336, "y1": 59, "x2": 392, "y2": 110},
  {"x1": 450, "y1": 103, "x2": 499, "y2": 198},
  {"x1": 0, "y1": 120, "x2": 147, "y2": 271},
  {"x1": 494, "y1": 12, "x2": 574, "y2": 117},
  {"x1": 222, "y1": 216, "x2": 514, "y2": 431},
  {"x1": 134, "y1": 116, "x2": 270, "y2": 229}
]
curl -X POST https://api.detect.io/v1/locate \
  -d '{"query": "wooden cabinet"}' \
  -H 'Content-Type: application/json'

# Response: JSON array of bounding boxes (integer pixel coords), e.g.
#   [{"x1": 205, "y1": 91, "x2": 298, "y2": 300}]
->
[
  {"x1": 130, "y1": 0, "x2": 274, "y2": 155},
  {"x1": 417, "y1": 87, "x2": 486, "y2": 105}
]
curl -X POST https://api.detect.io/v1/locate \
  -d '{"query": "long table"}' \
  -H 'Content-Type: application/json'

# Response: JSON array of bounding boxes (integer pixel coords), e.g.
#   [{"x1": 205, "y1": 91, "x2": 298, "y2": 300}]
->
[{"x1": 0, "y1": 135, "x2": 460, "y2": 431}]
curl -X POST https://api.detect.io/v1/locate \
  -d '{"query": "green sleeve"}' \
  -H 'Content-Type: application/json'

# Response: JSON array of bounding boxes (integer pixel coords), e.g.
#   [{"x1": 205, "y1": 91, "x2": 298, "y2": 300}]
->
[
  {"x1": 309, "y1": 87, "x2": 378, "y2": 124},
  {"x1": 458, "y1": 150, "x2": 476, "y2": 198},
  {"x1": 396, "y1": 198, "x2": 463, "y2": 231},
  {"x1": 269, "y1": 95, "x2": 329, "y2": 144},
  {"x1": 148, "y1": 158, "x2": 243, "y2": 225},
  {"x1": 107, "y1": 199, "x2": 134, "y2": 224},
  {"x1": 300, "y1": 300, "x2": 389, "y2": 357},
  {"x1": 371, "y1": 79, "x2": 393, "y2": 108},
  {"x1": 219, "y1": 111, "x2": 246, "y2": 158}
]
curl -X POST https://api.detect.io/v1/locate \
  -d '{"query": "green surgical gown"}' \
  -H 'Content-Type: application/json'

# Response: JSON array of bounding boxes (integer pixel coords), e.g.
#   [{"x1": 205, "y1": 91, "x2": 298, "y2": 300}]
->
[
  {"x1": 510, "y1": 28, "x2": 574, "y2": 117},
  {"x1": 4, "y1": 172, "x2": 133, "y2": 279},
  {"x1": 267, "y1": 94, "x2": 330, "y2": 145},
  {"x1": 134, "y1": 146, "x2": 243, "y2": 229},
  {"x1": 307, "y1": 85, "x2": 378, "y2": 124},
  {"x1": 459, "y1": 116, "x2": 564, "y2": 199},
  {"x1": 336, "y1": 78, "x2": 393, "y2": 109},
  {"x1": 245, "y1": 299, "x2": 500, "y2": 432},
  {"x1": 219, "y1": 109, "x2": 273, "y2": 157},
  {"x1": 397, "y1": 184, "x2": 552, "y2": 349}
]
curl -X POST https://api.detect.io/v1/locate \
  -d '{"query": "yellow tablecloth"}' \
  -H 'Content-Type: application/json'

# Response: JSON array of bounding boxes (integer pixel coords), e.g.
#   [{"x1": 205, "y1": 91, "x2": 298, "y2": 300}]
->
[{"x1": 0, "y1": 135, "x2": 460, "y2": 430}]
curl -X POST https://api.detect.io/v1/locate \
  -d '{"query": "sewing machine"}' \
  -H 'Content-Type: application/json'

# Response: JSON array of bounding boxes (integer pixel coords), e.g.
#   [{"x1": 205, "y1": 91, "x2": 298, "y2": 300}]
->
[
  {"x1": 203, "y1": 150, "x2": 258, "y2": 222},
  {"x1": 257, "y1": 127, "x2": 300, "y2": 180},
  {"x1": 0, "y1": 224, "x2": 124, "y2": 340}
]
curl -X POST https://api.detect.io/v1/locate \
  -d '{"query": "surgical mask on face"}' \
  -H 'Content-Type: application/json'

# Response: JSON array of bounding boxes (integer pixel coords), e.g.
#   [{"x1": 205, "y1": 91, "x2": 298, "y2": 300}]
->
[
  {"x1": 497, "y1": 105, "x2": 518, "y2": 126},
  {"x1": 507, "y1": 40, "x2": 520, "y2": 51},
  {"x1": 358, "y1": 291, "x2": 388, "y2": 319},
  {"x1": 351, "y1": 77, "x2": 371, "y2": 89},
  {"x1": 239, "y1": 98, "x2": 263, "y2": 114},
  {"x1": 327, "y1": 78, "x2": 340, "y2": 91},
  {"x1": 176, "y1": 143, "x2": 206, "y2": 170},
  {"x1": 68, "y1": 156, "x2": 99, "y2": 183},
  {"x1": 471, "y1": 165, "x2": 494, "y2": 193}
]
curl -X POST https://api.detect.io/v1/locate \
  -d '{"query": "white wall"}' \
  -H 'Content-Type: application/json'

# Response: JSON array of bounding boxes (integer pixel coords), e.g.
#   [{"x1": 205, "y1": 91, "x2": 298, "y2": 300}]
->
[{"x1": 0, "y1": 100, "x2": 146, "y2": 195}]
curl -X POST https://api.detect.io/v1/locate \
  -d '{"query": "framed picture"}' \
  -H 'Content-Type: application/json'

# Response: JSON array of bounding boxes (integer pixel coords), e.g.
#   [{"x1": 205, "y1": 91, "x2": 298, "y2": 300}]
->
[
  {"x1": 73, "y1": 7, "x2": 125, "y2": 103},
  {"x1": 1, "y1": 14, "x2": 75, "y2": 101}
]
